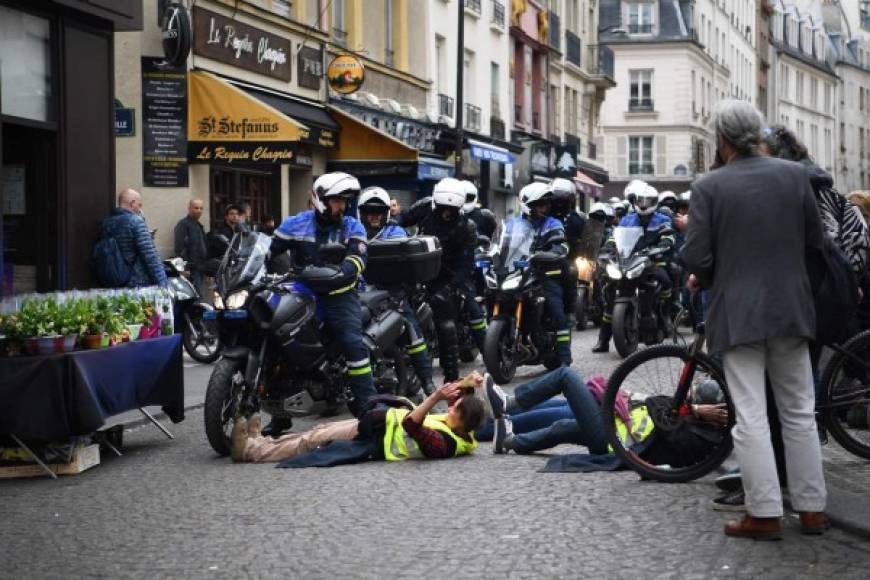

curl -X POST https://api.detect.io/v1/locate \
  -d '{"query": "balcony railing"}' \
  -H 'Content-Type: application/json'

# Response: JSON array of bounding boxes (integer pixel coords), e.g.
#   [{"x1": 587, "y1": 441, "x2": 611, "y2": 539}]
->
[
  {"x1": 566, "y1": 30, "x2": 582, "y2": 67},
  {"x1": 587, "y1": 45, "x2": 614, "y2": 79},
  {"x1": 490, "y1": 116, "x2": 506, "y2": 140},
  {"x1": 628, "y1": 23, "x2": 653, "y2": 34},
  {"x1": 629, "y1": 98, "x2": 655, "y2": 111},
  {"x1": 465, "y1": 0, "x2": 481, "y2": 14},
  {"x1": 332, "y1": 28, "x2": 348, "y2": 47},
  {"x1": 491, "y1": 0, "x2": 505, "y2": 28},
  {"x1": 588, "y1": 142, "x2": 597, "y2": 159},
  {"x1": 629, "y1": 163, "x2": 655, "y2": 175},
  {"x1": 439, "y1": 94, "x2": 455, "y2": 118},
  {"x1": 549, "y1": 11, "x2": 561, "y2": 50},
  {"x1": 465, "y1": 103, "x2": 482, "y2": 132}
]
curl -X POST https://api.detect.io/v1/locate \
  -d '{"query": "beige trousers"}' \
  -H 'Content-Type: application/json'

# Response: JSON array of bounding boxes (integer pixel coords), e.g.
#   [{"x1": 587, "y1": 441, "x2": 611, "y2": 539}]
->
[{"x1": 243, "y1": 419, "x2": 360, "y2": 463}]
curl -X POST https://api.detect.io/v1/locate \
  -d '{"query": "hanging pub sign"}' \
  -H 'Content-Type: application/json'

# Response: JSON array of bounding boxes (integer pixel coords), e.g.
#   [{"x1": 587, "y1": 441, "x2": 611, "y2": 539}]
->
[
  {"x1": 187, "y1": 70, "x2": 307, "y2": 164},
  {"x1": 142, "y1": 57, "x2": 188, "y2": 187},
  {"x1": 327, "y1": 54, "x2": 365, "y2": 94},
  {"x1": 298, "y1": 45, "x2": 324, "y2": 90},
  {"x1": 193, "y1": 6, "x2": 292, "y2": 82},
  {"x1": 161, "y1": 2, "x2": 191, "y2": 67},
  {"x1": 554, "y1": 145, "x2": 577, "y2": 177}
]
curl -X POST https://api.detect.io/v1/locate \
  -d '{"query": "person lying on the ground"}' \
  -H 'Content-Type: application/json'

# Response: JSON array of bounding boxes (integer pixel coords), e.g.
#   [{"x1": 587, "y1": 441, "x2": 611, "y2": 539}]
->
[
  {"x1": 231, "y1": 373, "x2": 486, "y2": 464},
  {"x1": 482, "y1": 367, "x2": 727, "y2": 470}
]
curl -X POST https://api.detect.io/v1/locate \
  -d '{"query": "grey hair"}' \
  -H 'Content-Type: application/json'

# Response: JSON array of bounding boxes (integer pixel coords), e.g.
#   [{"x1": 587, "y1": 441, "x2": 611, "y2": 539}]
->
[{"x1": 710, "y1": 99, "x2": 763, "y2": 157}]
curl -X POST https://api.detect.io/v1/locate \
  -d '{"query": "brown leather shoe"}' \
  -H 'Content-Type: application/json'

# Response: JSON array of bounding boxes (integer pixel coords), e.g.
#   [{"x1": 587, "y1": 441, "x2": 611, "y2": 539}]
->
[
  {"x1": 724, "y1": 515, "x2": 783, "y2": 540},
  {"x1": 799, "y1": 512, "x2": 831, "y2": 535}
]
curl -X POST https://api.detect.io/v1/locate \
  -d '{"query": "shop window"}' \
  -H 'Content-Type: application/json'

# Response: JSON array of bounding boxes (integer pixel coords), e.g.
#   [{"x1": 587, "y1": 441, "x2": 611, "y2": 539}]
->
[
  {"x1": 210, "y1": 167, "x2": 280, "y2": 232},
  {"x1": 0, "y1": 7, "x2": 53, "y2": 122}
]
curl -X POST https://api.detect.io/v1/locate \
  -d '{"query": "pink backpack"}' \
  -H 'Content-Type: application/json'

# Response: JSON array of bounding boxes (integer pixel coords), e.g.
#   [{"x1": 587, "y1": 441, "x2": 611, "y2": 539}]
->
[{"x1": 586, "y1": 376, "x2": 632, "y2": 429}]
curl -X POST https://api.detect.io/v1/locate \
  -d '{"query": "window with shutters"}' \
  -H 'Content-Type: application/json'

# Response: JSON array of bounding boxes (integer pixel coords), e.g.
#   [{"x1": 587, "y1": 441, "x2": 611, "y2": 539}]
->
[{"x1": 629, "y1": 136, "x2": 654, "y2": 175}]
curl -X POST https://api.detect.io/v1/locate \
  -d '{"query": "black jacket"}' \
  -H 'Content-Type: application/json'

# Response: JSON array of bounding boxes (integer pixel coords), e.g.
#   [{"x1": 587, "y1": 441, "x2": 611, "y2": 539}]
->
[{"x1": 173, "y1": 216, "x2": 208, "y2": 269}]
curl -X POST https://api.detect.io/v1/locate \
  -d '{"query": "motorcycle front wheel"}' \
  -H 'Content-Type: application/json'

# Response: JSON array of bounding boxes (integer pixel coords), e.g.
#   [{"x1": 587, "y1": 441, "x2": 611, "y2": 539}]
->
[
  {"x1": 483, "y1": 318, "x2": 517, "y2": 384},
  {"x1": 183, "y1": 308, "x2": 222, "y2": 364},
  {"x1": 575, "y1": 286, "x2": 589, "y2": 330},
  {"x1": 204, "y1": 358, "x2": 245, "y2": 456},
  {"x1": 613, "y1": 301, "x2": 640, "y2": 358}
]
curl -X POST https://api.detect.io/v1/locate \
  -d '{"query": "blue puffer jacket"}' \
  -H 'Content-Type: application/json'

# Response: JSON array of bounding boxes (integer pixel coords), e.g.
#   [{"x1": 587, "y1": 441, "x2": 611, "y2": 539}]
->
[{"x1": 101, "y1": 208, "x2": 167, "y2": 287}]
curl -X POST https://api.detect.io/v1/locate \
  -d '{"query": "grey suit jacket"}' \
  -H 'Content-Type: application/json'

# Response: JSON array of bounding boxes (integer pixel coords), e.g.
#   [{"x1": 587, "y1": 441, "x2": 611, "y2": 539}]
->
[{"x1": 682, "y1": 155, "x2": 825, "y2": 353}]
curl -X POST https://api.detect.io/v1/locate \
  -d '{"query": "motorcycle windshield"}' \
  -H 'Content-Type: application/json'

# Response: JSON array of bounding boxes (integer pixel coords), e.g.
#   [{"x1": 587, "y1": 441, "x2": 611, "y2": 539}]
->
[
  {"x1": 498, "y1": 219, "x2": 535, "y2": 272},
  {"x1": 613, "y1": 227, "x2": 644, "y2": 260},
  {"x1": 216, "y1": 231, "x2": 271, "y2": 296},
  {"x1": 576, "y1": 218, "x2": 606, "y2": 260}
]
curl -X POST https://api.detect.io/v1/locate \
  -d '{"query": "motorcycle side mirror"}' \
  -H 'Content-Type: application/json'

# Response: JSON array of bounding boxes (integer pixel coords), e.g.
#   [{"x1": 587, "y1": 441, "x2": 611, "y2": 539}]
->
[{"x1": 320, "y1": 243, "x2": 347, "y2": 265}]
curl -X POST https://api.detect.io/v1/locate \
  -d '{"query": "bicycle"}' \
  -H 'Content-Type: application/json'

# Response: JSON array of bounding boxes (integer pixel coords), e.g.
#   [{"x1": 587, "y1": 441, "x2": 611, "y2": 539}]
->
[
  {"x1": 601, "y1": 325, "x2": 735, "y2": 483},
  {"x1": 818, "y1": 329, "x2": 870, "y2": 459}
]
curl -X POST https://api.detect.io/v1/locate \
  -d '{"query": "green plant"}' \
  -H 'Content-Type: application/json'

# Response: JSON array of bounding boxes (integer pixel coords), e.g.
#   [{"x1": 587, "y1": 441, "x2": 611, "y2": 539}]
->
[
  {"x1": 116, "y1": 295, "x2": 148, "y2": 325},
  {"x1": 16, "y1": 299, "x2": 57, "y2": 337},
  {"x1": 57, "y1": 299, "x2": 90, "y2": 336}
]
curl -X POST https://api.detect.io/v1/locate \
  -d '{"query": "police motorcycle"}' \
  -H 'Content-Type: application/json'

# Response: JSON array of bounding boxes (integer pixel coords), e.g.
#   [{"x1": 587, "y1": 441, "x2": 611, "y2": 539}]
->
[
  {"x1": 483, "y1": 219, "x2": 564, "y2": 384},
  {"x1": 572, "y1": 202, "x2": 610, "y2": 330},
  {"x1": 161, "y1": 257, "x2": 222, "y2": 363},
  {"x1": 599, "y1": 225, "x2": 675, "y2": 358},
  {"x1": 474, "y1": 234, "x2": 500, "y2": 318},
  {"x1": 202, "y1": 230, "x2": 431, "y2": 455}
]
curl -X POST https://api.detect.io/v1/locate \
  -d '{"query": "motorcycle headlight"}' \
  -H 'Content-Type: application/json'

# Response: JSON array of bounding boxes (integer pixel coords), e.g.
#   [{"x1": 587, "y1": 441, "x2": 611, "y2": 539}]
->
[
  {"x1": 213, "y1": 292, "x2": 225, "y2": 310},
  {"x1": 605, "y1": 263, "x2": 623, "y2": 280},
  {"x1": 226, "y1": 290, "x2": 249, "y2": 309},
  {"x1": 625, "y1": 263, "x2": 646, "y2": 280},
  {"x1": 502, "y1": 276, "x2": 521, "y2": 291}
]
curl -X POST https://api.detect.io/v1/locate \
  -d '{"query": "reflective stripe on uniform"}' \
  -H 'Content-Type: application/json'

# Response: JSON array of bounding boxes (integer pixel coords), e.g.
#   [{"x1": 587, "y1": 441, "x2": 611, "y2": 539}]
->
[
  {"x1": 545, "y1": 270, "x2": 562, "y2": 276},
  {"x1": 347, "y1": 255, "x2": 364, "y2": 274},
  {"x1": 406, "y1": 342, "x2": 428, "y2": 355},
  {"x1": 602, "y1": 313, "x2": 613, "y2": 323},
  {"x1": 348, "y1": 365, "x2": 372, "y2": 376},
  {"x1": 657, "y1": 290, "x2": 672, "y2": 299},
  {"x1": 469, "y1": 318, "x2": 487, "y2": 330},
  {"x1": 329, "y1": 282, "x2": 358, "y2": 295},
  {"x1": 556, "y1": 329, "x2": 571, "y2": 342}
]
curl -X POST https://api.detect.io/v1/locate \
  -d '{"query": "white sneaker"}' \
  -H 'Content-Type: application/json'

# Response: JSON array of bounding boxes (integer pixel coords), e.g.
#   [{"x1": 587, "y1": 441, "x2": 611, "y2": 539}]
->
[
  {"x1": 493, "y1": 417, "x2": 514, "y2": 454},
  {"x1": 485, "y1": 374, "x2": 508, "y2": 419}
]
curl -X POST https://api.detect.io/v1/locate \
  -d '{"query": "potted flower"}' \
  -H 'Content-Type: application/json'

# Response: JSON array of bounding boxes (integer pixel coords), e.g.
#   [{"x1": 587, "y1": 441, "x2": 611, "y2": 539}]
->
[
  {"x1": 17, "y1": 300, "x2": 58, "y2": 355},
  {"x1": 117, "y1": 295, "x2": 147, "y2": 342},
  {"x1": 82, "y1": 313, "x2": 106, "y2": 349},
  {"x1": 57, "y1": 299, "x2": 88, "y2": 352}
]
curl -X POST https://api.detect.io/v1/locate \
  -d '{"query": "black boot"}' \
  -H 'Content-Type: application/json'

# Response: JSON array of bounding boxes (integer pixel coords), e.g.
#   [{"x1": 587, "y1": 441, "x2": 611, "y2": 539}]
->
[
  {"x1": 261, "y1": 416, "x2": 293, "y2": 438},
  {"x1": 592, "y1": 324, "x2": 612, "y2": 353}
]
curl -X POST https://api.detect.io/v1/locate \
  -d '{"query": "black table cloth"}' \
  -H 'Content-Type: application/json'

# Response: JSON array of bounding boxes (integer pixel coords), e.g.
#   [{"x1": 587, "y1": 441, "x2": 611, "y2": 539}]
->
[{"x1": 0, "y1": 335, "x2": 184, "y2": 442}]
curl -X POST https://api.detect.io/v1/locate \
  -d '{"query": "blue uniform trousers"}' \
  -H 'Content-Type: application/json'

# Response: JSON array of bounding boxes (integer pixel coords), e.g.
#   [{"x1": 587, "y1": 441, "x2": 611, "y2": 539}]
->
[{"x1": 320, "y1": 291, "x2": 377, "y2": 407}]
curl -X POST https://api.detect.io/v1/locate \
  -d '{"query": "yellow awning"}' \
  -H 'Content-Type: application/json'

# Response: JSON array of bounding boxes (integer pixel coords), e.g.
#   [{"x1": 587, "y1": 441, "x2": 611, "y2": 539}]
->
[
  {"x1": 188, "y1": 71, "x2": 307, "y2": 142},
  {"x1": 327, "y1": 107, "x2": 418, "y2": 162}
]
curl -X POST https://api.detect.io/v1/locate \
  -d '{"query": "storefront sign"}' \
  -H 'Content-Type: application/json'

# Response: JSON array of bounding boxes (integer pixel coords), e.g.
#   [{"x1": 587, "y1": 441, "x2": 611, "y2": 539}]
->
[
  {"x1": 298, "y1": 46, "x2": 324, "y2": 90},
  {"x1": 530, "y1": 142, "x2": 554, "y2": 176},
  {"x1": 189, "y1": 142, "x2": 302, "y2": 164},
  {"x1": 161, "y1": 3, "x2": 191, "y2": 67},
  {"x1": 469, "y1": 139, "x2": 515, "y2": 165},
  {"x1": 115, "y1": 108, "x2": 136, "y2": 136},
  {"x1": 417, "y1": 159, "x2": 455, "y2": 181},
  {"x1": 327, "y1": 54, "x2": 365, "y2": 94},
  {"x1": 332, "y1": 103, "x2": 437, "y2": 153},
  {"x1": 193, "y1": 6, "x2": 292, "y2": 82},
  {"x1": 142, "y1": 57, "x2": 188, "y2": 187}
]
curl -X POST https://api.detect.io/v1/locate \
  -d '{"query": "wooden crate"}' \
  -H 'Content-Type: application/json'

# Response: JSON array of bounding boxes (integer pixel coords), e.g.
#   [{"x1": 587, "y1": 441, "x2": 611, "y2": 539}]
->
[{"x1": 0, "y1": 444, "x2": 100, "y2": 479}]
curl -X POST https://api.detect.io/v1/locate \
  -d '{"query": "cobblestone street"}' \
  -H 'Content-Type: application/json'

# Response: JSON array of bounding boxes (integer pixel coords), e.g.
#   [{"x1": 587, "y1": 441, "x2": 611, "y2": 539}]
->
[{"x1": 3, "y1": 328, "x2": 870, "y2": 579}]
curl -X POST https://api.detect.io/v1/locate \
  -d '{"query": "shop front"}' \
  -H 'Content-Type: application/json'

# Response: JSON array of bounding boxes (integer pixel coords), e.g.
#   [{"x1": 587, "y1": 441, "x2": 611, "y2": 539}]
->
[{"x1": 1, "y1": 0, "x2": 142, "y2": 295}]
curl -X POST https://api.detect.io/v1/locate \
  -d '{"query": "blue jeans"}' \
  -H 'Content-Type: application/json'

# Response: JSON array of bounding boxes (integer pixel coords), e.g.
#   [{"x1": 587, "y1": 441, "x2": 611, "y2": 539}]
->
[
  {"x1": 476, "y1": 399, "x2": 573, "y2": 441},
  {"x1": 509, "y1": 367, "x2": 607, "y2": 454}
]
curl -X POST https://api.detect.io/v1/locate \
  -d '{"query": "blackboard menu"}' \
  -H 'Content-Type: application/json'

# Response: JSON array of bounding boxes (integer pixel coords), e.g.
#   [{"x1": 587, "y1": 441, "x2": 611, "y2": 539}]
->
[{"x1": 142, "y1": 57, "x2": 188, "y2": 187}]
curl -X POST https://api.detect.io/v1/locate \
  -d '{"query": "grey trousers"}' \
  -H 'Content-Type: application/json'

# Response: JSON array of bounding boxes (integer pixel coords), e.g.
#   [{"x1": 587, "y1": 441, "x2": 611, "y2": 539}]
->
[{"x1": 723, "y1": 337, "x2": 826, "y2": 517}]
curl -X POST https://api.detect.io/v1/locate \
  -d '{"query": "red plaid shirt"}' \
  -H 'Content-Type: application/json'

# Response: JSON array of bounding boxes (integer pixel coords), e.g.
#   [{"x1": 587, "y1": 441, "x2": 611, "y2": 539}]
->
[{"x1": 401, "y1": 415, "x2": 458, "y2": 459}]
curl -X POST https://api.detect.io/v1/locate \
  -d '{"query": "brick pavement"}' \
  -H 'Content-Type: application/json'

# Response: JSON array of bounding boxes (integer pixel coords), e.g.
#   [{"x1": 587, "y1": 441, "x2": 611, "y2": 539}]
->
[{"x1": 2, "y1": 328, "x2": 870, "y2": 578}]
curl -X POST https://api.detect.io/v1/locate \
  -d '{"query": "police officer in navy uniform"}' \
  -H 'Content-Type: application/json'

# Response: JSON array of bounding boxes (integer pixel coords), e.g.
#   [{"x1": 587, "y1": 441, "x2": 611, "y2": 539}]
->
[
  {"x1": 461, "y1": 181, "x2": 498, "y2": 240},
  {"x1": 357, "y1": 187, "x2": 436, "y2": 399},
  {"x1": 550, "y1": 178, "x2": 587, "y2": 325},
  {"x1": 396, "y1": 177, "x2": 479, "y2": 382},
  {"x1": 501, "y1": 182, "x2": 573, "y2": 366},
  {"x1": 270, "y1": 172, "x2": 376, "y2": 430}
]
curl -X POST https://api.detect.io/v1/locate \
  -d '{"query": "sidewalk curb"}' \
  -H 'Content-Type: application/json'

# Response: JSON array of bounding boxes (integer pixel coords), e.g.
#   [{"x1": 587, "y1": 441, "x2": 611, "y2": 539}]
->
[{"x1": 824, "y1": 486, "x2": 870, "y2": 540}]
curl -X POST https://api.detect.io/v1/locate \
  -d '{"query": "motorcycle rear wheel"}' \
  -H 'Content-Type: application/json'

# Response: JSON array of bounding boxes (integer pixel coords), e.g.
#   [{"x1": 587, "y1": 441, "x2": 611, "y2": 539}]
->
[
  {"x1": 483, "y1": 318, "x2": 517, "y2": 384},
  {"x1": 204, "y1": 358, "x2": 245, "y2": 456},
  {"x1": 613, "y1": 302, "x2": 640, "y2": 358}
]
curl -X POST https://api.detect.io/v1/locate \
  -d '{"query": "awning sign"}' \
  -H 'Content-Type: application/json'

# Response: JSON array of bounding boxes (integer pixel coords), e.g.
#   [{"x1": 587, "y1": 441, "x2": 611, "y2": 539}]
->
[
  {"x1": 469, "y1": 139, "x2": 515, "y2": 164},
  {"x1": 187, "y1": 71, "x2": 306, "y2": 143},
  {"x1": 417, "y1": 159, "x2": 455, "y2": 181}
]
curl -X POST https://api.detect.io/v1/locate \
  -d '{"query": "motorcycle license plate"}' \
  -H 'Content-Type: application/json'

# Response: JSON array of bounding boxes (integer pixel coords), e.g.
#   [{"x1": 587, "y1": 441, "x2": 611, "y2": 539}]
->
[{"x1": 203, "y1": 310, "x2": 218, "y2": 320}]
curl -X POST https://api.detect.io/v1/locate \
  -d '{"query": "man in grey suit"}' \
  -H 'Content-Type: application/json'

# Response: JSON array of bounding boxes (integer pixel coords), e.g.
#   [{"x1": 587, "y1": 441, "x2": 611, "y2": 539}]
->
[{"x1": 682, "y1": 100, "x2": 829, "y2": 540}]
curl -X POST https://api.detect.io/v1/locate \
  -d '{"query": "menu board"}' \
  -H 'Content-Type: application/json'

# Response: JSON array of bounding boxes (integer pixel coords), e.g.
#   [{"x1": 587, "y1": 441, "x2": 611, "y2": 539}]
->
[{"x1": 142, "y1": 57, "x2": 188, "y2": 187}]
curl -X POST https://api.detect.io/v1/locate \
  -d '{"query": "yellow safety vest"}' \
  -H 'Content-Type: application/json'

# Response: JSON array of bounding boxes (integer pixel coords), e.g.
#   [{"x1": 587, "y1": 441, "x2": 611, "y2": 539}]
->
[
  {"x1": 609, "y1": 405, "x2": 655, "y2": 452},
  {"x1": 383, "y1": 407, "x2": 478, "y2": 461}
]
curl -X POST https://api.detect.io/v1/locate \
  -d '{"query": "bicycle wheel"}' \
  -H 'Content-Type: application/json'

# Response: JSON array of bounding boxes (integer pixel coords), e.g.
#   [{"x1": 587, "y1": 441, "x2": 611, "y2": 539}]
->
[
  {"x1": 602, "y1": 344, "x2": 734, "y2": 483},
  {"x1": 820, "y1": 330, "x2": 870, "y2": 459}
]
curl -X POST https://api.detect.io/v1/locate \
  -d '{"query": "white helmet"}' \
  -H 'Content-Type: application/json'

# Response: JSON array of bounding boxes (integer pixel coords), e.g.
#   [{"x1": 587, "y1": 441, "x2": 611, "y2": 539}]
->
[
  {"x1": 550, "y1": 177, "x2": 576, "y2": 197},
  {"x1": 679, "y1": 191, "x2": 691, "y2": 203},
  {"x1": 623, "y1": 179, "x2": 647, "y2": 203},
  {"x1": 636, "y1": 184, "x2": 659, "y2": 216},
  {"x1": 312, "y1": 172, "x2": 361, "y2": 215},
  {"x1": 607, "y1": 196, "x2": 622, "y2": 206},
  {"x1": 461, "y1": 180, "x2": 478, "y2": 213},
  {"x1": 519, "y1": 182, "x2": 553, "y2": 216},
  {"x1": 589, "y1": 202, "x2": 613, "y2": 219},
  {"x1": 431, "y1": 177, "x2": 466, "y2": 210},
  {"x1": 358, "y1": 186, "x2": 391, "y2": 215},
  {"x1": 658, "y1": 190, "x2": 677, "y2": 208}
]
